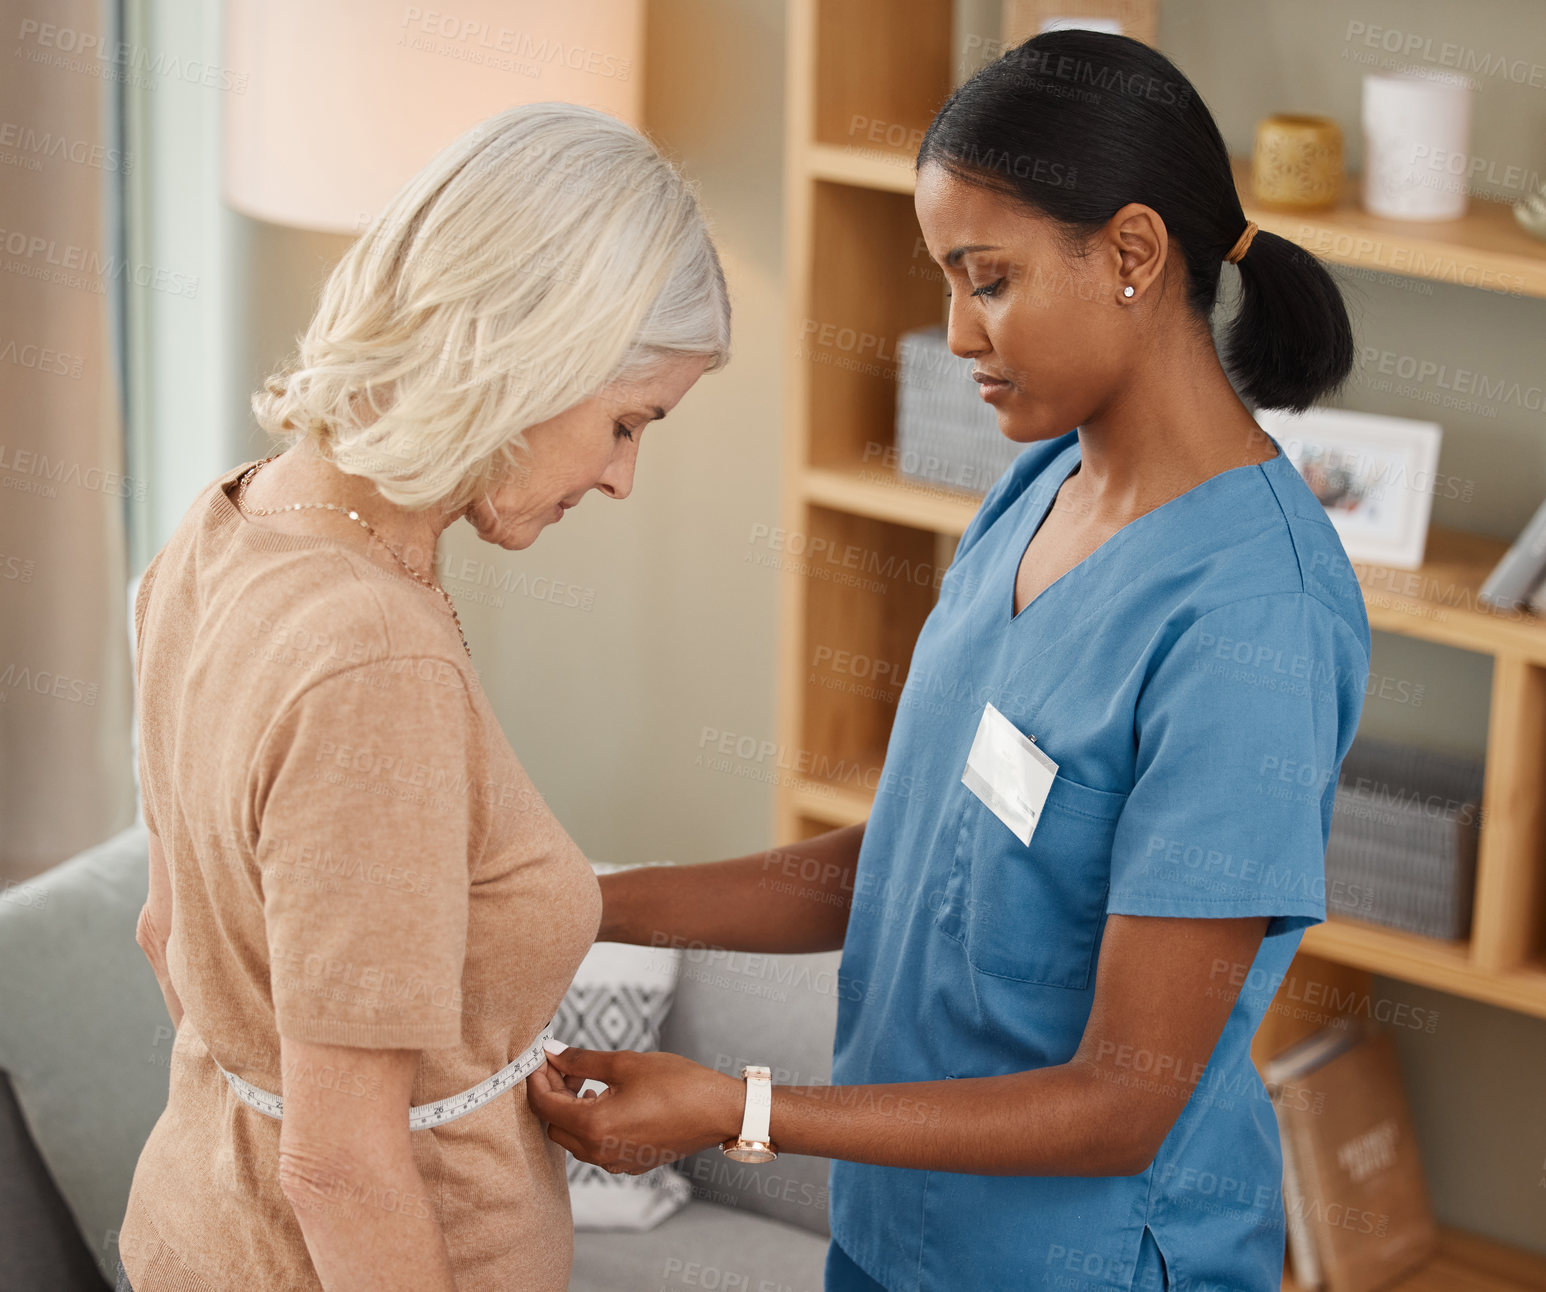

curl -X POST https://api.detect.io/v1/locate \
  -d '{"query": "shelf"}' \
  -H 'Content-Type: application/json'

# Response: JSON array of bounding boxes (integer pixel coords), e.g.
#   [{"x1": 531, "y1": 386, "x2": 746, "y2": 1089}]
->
[
  {"x1": 1301, "y1": 917, "x2": 1546, "y2": 1021},
  {"x1": 803, "y1": 464, "x2": 978, "y2": 535},
  {"x1": 802, "y1": 465, "x2": 1546, "y2": 661},
  {"x1": 1356, "y1": 528, "x2": 1546, "y2": 663},
  {"x1": 806, "y1": 142, "x2": 916, "y2": 193},
  {"x1": 1283, "y1": 1227, "x2": 1546, "y2": 1291},
  {"x1": 1235, "y1": 158, "x2": 1546, "y2": 302},
  {"x1": 795, "y1": 146, "x2": 1546, "y2": 301}
]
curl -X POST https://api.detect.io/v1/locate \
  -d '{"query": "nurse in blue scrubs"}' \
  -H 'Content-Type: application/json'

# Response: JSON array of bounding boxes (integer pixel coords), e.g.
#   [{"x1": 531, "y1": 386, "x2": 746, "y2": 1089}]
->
[{"x1": 532, "y1": 29, "x2": 1369, "y2": 1292}]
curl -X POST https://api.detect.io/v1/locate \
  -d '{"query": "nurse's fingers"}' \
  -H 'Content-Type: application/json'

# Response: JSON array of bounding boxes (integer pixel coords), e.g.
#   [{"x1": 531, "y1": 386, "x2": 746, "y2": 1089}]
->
[
  {"x1": 540, "y1": 1044, "x2": 622, "y2": 1086},
  {"x1": 543, "y1": 1120, "x2": 596, "y2": 1162},
  {"x1": 527, "y1": 1061, "x2": 573, "y2": 1099}
]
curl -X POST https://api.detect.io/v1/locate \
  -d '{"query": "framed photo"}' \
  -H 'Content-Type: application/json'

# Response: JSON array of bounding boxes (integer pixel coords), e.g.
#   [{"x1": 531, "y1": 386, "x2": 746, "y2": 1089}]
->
[
  {"x1": 1002, "y1": 0, "x2": 1159, "y2": 47},
  {"x1": 1256, "y1": 407, "x2": 1443, "y2": 570}
]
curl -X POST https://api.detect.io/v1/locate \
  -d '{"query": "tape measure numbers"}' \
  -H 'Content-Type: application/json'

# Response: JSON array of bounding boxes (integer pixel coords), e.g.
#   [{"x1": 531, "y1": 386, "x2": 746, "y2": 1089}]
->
[{"x1": 212, "y1": 1023, "x2": 555, "y2": 1131}]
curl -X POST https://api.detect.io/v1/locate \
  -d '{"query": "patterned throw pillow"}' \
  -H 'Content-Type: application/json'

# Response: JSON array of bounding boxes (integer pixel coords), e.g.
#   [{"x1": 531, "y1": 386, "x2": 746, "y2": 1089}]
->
[{"x1": 553, "y1": 935, "x2": 690, "y2": 1230}]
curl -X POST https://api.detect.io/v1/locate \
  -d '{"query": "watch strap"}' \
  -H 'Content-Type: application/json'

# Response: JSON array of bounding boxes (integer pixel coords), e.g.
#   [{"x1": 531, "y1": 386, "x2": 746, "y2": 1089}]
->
[{"x1": 740, "y1": 1064, "x2": 772, "y2": 1143}]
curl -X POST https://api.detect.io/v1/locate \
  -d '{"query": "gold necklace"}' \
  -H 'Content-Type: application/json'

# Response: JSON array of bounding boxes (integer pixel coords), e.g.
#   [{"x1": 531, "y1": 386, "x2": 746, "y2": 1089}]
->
[{"x1": 233, "y1": 454, "x2": 471, "y2": 659}]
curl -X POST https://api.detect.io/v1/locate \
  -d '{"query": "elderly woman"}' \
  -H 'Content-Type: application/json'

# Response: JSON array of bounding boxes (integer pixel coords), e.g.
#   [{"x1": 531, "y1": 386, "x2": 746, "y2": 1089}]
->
[{"x1": 118, "y1": 102, "x2": 729, "y2": 1292}]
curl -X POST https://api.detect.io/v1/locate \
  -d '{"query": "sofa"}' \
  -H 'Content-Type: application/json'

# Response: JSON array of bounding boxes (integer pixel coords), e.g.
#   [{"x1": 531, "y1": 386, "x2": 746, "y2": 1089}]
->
[{"x1": 0, "y1": 826, "x2": 837, "y2": 1291}]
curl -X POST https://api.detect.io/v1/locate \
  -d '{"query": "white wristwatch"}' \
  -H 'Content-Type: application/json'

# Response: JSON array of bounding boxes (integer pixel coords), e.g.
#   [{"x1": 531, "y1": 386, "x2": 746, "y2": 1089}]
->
[{"x1": 720, "y1": 1064, "x2": 778, "y2": 1163}]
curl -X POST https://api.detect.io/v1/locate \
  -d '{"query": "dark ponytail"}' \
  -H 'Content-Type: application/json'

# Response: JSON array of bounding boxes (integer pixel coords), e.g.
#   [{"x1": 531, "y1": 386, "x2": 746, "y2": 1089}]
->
[{"x1": 917, "y1": 30, "x2": 1353, "y2": 414}]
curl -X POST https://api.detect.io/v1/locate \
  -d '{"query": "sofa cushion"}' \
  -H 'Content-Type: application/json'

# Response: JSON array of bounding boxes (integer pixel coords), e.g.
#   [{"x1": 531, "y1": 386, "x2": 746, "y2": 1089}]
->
[
  {"x1": 0, "y1": 1071, "x2": 110, "y2": 1290},
  {"x1": 658, "y1": 948, "x2": 841, "y2": 1239},
  {"x1": 557, "y1": 936, "x2": 691, "y2": 1229},
  {"x1": 0, "y1": 825, "x2": 164, "y2": 1285},
  {"x1": 570, "y1": 1197, "x2": 828, "y2": 1292}
]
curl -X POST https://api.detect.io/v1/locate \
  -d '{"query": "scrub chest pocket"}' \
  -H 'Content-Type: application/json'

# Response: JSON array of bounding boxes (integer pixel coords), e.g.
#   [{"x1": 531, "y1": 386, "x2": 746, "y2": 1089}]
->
[{"x1": 935, "y1": 776, "x2": 1124, "y2": 989}]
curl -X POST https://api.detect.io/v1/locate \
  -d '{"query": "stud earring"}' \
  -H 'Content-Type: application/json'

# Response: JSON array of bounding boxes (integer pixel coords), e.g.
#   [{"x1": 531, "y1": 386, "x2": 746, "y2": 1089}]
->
[{"x1": 1122, "y1": 285, "x2": 1135, "y2": 298}]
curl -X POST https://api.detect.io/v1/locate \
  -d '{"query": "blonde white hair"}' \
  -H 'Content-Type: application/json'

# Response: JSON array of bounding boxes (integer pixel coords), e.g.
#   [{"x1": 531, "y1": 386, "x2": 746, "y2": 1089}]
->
[{"x1": 253, "y1": 102, "x2": 732, "y2": 511}]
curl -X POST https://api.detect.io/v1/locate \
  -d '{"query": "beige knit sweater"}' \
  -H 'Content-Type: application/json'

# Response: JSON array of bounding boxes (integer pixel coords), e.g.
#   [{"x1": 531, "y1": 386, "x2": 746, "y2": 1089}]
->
[{"x1": 119, "y1": 459, "x2": 602, "y2": 1291}]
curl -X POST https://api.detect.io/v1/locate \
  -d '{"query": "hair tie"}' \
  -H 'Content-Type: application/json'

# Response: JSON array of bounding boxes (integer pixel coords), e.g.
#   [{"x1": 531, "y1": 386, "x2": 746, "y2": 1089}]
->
[{"x1": 1225, "y1": 220, "x2": 1259, "y2": 264}]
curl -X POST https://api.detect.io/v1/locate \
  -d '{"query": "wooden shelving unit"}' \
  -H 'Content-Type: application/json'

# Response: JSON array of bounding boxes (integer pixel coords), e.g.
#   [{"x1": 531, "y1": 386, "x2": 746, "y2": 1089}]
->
[
  {"x1": 779, "y1": 2, "x2": 1546, "y2": 1285},
  {"x1": 801, "y1": 147, "x2": 1546, "y2": 302}
]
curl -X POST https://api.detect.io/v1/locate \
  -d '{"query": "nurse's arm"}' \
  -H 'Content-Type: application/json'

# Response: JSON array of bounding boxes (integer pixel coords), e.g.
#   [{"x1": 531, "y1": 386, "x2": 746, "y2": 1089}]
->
[
  {"x1": 595, "y1": 823, "x2": 865, "y2": 954},
  {"x1": 767, "y1": 912, "x2": 1268, "y2": 1176},
  {"x1": 534, "y1": 913, "x2": 1269, "y2": 1178}
]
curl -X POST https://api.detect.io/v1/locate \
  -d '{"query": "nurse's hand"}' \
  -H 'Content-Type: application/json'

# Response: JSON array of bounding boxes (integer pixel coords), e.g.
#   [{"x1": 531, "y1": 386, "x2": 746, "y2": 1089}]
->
[{"x1": 527, "y1": 1046, "x2": 745, "y2": 1175}]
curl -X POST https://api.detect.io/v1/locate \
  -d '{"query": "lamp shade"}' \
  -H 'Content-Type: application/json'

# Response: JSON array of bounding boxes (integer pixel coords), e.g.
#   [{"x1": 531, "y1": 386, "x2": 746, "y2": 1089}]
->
[{"x1": 223, "y1": 0, "x2": 645, "y2": 233}]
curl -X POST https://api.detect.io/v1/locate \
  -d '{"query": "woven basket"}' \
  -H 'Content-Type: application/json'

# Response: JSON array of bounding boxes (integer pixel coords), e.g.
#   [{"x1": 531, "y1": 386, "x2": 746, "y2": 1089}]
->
[
  {"x1": 894, "y1": 326, "x2": 1023, "y2": 494},
  {"x1": 1325, "y1": 737, "x2": 1484, "y2": 940}
]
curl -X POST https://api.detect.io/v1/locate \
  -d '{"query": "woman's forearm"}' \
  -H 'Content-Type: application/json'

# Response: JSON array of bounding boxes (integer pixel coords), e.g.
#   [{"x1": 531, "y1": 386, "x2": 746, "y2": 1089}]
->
[
  {"x1": 277, "y1": 1039, "x2": 458, "y2": 1292},
  {"x1": 134, "y1": 907, "x2": 184, "y2": 1030},
  {"x1": 281, "y1": 1152, "x2": 456, "y2": 1292},
  {"x1": 138, "y1": 831, "x2": 184, "y2": 1028},
  {"x1": 598, "y1": 823, "x2": 865, "y2": 954}
]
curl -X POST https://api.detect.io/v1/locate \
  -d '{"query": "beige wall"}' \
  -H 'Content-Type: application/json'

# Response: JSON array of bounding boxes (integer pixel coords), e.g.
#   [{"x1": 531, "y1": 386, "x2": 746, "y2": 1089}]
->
[
  {"x1": 229, "y1": 0, "x2": 1546, "y2": 1256},
  {"x1": 460, "y1": 0, "x2": 788, "y2": 866}
]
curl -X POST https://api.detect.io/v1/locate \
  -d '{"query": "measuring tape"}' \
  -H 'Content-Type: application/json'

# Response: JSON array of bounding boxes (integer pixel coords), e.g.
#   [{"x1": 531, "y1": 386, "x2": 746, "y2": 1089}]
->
[{"x1": 212, "y1": 1023, "x2": 555, "y2": 1131}]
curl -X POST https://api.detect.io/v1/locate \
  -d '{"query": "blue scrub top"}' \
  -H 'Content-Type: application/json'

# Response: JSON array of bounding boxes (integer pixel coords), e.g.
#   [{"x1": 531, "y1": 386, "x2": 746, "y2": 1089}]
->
[{"x1": 829, "y1": 430, "x2": 1371, "y2": 1292}]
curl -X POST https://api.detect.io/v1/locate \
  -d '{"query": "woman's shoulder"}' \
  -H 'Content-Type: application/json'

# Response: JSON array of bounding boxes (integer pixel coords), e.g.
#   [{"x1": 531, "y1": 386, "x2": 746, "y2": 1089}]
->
[
  {"x1": 158, "y1": 457, "x2": 473, "y2": 683},
  {"x1": 256, "y1": 554, "x2": 473, "y2": 683},
  {"x1": 171, "y1": 531, "x2": 478, "y2": 730}
]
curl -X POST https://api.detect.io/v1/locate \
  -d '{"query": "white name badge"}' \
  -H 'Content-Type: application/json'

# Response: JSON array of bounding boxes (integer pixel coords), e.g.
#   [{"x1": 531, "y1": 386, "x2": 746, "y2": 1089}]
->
[{"x1": 961, "y1": 702, "x2": 1059, "y2": 846}]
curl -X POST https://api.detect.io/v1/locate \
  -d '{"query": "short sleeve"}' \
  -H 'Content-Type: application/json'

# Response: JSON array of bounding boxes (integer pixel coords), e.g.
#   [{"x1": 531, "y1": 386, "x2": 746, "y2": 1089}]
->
[
  {"x1": 1108, "y1": 594, "x2": 1369, "y2": 937},
  {"x1": 255, "y1": 656, "x2": 479, "y2": 1049}
]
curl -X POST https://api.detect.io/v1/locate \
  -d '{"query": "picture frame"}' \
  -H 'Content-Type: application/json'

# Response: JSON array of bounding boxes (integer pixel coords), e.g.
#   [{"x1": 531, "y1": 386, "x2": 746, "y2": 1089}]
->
[
  {"x1": 1255, "y1": 407, "x2": 1444, "y2": 570},
  {"x1": 1002, "y1": 0, "x2": 1159, "y2": 48}
]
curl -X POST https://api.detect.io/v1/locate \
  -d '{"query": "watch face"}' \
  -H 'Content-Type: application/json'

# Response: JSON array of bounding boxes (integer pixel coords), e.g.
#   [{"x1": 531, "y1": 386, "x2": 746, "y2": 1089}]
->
[{"x1": 723, "y1": 1144, "x2": 777, "y2": 1164}]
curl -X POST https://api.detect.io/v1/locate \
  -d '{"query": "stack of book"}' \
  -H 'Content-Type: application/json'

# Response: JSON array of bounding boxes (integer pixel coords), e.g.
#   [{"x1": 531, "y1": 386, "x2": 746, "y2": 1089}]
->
[{"x1": 1265, "y1": 1024, "x2": 1438, "y2": 1290}]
